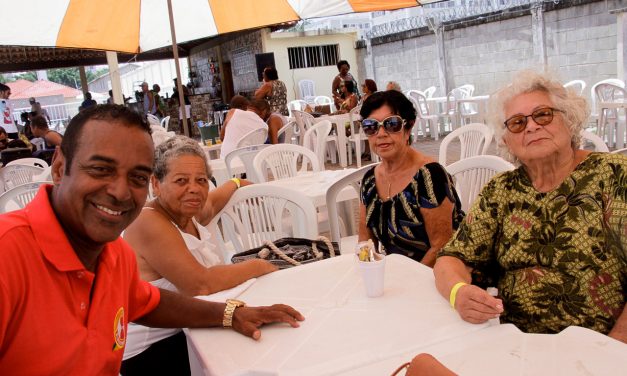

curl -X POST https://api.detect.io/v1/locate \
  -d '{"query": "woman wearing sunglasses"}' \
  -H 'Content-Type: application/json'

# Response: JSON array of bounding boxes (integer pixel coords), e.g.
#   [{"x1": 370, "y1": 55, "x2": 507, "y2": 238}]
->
[
  {"x1": 434, "y1": 71, "x2": 627, "y2": 342},
  {"x1": 358, "y1": 90, "x2": 464, "y2": 267}
]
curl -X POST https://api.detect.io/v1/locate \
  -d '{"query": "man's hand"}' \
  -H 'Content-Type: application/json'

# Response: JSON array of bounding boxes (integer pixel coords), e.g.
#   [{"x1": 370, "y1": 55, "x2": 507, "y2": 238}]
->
[
  {"x1": 232, "y1": 304, "x2": 305, "y2": 340},
  {"x1": 454, "y1": 285, "x2": 503, "y2": 324}
]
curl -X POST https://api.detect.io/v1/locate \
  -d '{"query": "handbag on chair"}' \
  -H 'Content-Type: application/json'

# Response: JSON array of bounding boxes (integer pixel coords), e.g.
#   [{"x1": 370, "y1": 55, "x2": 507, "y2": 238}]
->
[{"x1": 231, "y1": 236, "x2": 339, "y2": 269}]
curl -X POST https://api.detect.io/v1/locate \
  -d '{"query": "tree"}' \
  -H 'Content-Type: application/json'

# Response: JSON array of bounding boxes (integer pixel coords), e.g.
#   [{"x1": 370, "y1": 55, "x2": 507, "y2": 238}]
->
[{"x1": 47, "y1": 68, "x2": 106, "y2": 89}]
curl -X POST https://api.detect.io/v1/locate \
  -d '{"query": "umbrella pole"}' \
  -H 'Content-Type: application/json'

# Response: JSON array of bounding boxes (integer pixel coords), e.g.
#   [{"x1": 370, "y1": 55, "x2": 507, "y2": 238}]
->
[{"x1": 168, "y1": 0, "x2": 189, "y2": 137}]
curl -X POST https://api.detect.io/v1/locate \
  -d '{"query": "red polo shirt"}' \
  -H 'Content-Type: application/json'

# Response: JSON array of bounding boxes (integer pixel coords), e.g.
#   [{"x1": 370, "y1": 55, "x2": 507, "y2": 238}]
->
[{"x1": 0, "y1": 186, "x2": 160, "y2": 375}]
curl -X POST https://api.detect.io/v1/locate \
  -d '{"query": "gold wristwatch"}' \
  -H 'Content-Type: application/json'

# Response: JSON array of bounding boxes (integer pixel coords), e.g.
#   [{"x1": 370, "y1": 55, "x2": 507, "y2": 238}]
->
[{"x1": 222, "y1": 299, "x2": 246, "y2": 327}]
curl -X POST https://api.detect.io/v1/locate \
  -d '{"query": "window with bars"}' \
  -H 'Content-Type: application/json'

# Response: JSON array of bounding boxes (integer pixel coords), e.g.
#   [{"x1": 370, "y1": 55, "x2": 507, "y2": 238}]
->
[{"x1": 287, "y1": 44, "x2": 339, "y2": 70}]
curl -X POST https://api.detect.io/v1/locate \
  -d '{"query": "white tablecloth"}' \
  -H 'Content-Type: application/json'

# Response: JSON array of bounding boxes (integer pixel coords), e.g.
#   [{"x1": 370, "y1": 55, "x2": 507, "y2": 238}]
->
[{"x1": 186, "y1": 253, "x2": 627, "y2": 376}]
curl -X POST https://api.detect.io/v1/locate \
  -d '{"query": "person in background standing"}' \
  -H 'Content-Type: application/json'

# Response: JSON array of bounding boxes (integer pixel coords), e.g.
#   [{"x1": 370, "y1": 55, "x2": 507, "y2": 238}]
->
[
  {"x1": 332, "y1": 60, "x2": 360, "y2": 111},
  {"x1": 170, "y1": 78, "x2": 192, "y2": 136},
  {"x1": 79, "y1": 92, "x2": 97, "y2": 111},
  {"x1": 141, "y1": 82, "x2": 157, "y2": 119},
  {"x1": 254, "y1": 67, "x2": 288, "y2": 116},
  {"x1": 29, "y1": 97, "x2": 50, "y2": 122},
  {"x1": 0, "y1": 83, "x2": 18, "y2": 139},
  {"x1": 152, "y1": 84, "x2": 166, "y2": 118}
]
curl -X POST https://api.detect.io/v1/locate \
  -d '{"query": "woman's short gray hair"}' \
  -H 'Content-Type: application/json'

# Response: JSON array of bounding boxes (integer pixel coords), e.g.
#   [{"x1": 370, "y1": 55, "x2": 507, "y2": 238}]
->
[
  {"x1": 486, "y1": 70, "x2": 590, "y2": 164},
  {"x1": 153, "y1": 135, "x2": 211, "y2": 181}
]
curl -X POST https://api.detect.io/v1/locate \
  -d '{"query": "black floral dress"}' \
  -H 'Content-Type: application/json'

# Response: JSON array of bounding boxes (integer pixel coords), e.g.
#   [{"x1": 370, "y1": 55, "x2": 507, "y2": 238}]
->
[
  {"x1": 439, "y1": 152, "x2": 627, "y2": 334},
  {"x1": 361, "y1": 162, "x2": 465, "y2": 262}
]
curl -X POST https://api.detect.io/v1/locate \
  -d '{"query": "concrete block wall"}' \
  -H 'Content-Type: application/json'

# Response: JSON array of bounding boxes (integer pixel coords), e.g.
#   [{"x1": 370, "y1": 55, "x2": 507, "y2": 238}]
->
[{"x1": 361, "y1": 0, "x2": 620, "y2": 102}]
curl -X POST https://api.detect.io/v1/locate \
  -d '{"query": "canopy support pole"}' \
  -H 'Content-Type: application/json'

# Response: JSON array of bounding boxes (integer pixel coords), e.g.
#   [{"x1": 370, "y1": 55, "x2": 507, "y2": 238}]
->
[
  {"x1": 106, "y1": 51, "x2": 124, "y2": 105},
  {"x1": 168, "y1": 0, "x2": 189, "y2": 137},
  {"x1": 78, "y1": 66, "x2": 88, "y2": 95}
]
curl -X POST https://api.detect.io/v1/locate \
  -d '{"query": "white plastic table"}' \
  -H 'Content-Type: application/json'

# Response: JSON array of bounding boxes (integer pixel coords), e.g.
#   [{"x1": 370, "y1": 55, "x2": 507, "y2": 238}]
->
[
  {"x1": 186, "y1": 254, "x2": 627, "y2": 376},
  {"x1": 261, "y1": 169, "x2": 358, "y2": 207},
  {"x1": 186, "y1": 254, "x2": 488, "y2": 376},
  {"x1": 208, "y1": 158, "x2": 245, "y2": 186}
]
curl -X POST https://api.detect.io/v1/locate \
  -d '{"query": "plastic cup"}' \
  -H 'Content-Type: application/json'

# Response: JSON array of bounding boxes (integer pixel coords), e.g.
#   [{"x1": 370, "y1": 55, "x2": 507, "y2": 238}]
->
[
  {"x1": 205, "y1": 139, "x2": 213, "y2": 146},
  {"x1": 356, "y1": 254, "x2": 386, "y2": 297}
]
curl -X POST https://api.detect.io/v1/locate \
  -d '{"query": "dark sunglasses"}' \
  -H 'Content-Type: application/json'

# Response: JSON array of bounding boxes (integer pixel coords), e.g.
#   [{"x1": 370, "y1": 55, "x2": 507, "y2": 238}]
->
[
  {"x1": 504, "y1": 107, "x2": 563, "y2": 133},
  {"x1": 0, "y1": 138, "x2": 7, "y2": 144},
  {"x1": 361, "y1": 116, "x2": 406, "y2": 136}
]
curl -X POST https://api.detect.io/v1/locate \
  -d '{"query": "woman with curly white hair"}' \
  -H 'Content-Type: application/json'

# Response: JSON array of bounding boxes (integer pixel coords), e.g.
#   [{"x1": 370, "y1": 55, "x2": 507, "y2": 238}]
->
[{"x1": 433, "y1": 70, "x2": 627, "y2": 343}]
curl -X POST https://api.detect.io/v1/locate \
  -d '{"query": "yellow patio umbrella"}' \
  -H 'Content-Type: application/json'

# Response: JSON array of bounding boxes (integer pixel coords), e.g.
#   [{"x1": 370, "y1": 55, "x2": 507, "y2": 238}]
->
[{"x1": 1, "y1": 0, "x2": 431, "y2": 133}]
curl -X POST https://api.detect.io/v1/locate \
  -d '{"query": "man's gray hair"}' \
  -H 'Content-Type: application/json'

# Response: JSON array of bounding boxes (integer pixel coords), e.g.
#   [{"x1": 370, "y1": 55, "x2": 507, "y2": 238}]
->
[
  {"x1": 153, "y1": 136, "x2": 211, "y2": 181},
  {"x1": 486, "y1": 70, "x2": 589, "y2": 164}
]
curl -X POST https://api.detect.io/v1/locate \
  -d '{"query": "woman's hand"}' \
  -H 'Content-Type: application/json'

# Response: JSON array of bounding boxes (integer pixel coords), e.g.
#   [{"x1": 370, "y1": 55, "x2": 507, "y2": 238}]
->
[
  {"x1": 232, "y1": 304, "x2": 305, "y2": 340},
  {"x1": 454, "y1": 284, "x2": 503, "y2": 324}
]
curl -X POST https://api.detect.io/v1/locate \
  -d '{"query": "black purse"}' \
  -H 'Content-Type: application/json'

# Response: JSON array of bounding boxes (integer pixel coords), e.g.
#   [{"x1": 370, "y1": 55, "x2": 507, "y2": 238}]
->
[{"x1": 231, "y1": 236, "x2": 339, "y2": 269}]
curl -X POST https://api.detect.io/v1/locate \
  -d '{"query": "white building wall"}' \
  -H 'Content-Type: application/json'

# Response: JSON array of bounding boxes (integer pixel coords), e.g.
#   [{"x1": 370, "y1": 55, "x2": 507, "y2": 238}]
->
[{"x1": 262, "y1": 29, "x2": 360, "y2": 102}]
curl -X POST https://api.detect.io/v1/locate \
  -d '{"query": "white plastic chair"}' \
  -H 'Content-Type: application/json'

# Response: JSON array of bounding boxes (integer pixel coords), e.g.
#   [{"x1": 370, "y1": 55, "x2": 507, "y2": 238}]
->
[
  {"x1": 252, "y1": 144, "x2": 321, "y2": 183},
  {"x1": 594, "y1": 83, "x2": 626, "y2": 146},
  {"x1": 438, "y1": 123, "x2": 493, "y2": 166},
  {"x1": 590, "y1": 79, "x2": 625, "y2": 116},
  {"x1": 235, "y1": 127, "x2": 268, "y2": 149},
  {"x1": 325, "y1": 164, "x2": 375, "y2": 243},
  {"x1": 346, "y1": 105, "x2": 373, "y2": 168},
  {"x1": 224, "y1": 144, "x2": 271, "y2": 183},
  {"x1": 446, "y1": 155, "x2": 515, "y2": 212},
  {"x1": 277, "y1": 120, "x2": 296, "y2": 144},
  {"x1": 207, "y1": 184, "x2": 318, "y2": 261},
  {"x1": 314, "y1": 96, "x2": 333, "y2": 106},
  {"x1": 611, "y1": 147, "x2": 627, "y2": 155},
  {"x1": 0, "y1": 164, "x2": 45, "y2": 193},
  {"x1": 291, "y1": 110, "x2": 315, "y2": 145},
  {"x1": 411, "y1": 92, "x2": 440, "y2": 140},
  {"x1": 288, "y1": 100, "x2": 308, "y2": 118},
  {"x1": 298, "y1": 79, "x2": 316, "y2": 100},
  {"x1": 0, "y1": 181, "x2": 50, "y2": 213},
  {"x1": 160, "y1": 115, "x2": 171, "y2": 130},
  {"x1": 6, "y1": 157, "x2": 49, "y2": 168},
  {"x1": 563, "y1": 80, "x2": 586, "y2": 96},
  {"x1": 580, "y1": 130, "x2": 609, "y2": 152},
  {"x1": 146, "y1": 113, "x2": 160, "y2": 125},
  {"x1": 423, "y1": 86, "x2": 437, "y2": 98},
  {"x1": 303, "y1": 120, "x2": 333, "y2": 167}
]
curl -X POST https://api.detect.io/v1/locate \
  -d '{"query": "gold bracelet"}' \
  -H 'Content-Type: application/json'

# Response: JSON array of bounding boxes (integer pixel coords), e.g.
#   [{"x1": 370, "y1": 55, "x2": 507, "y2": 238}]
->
[
  {"x1": 449, "y1": 282, "x2": 468, "y2": 309},
  {"x1": 230, "y1": 177, "x2": 241, "y2": 189}
]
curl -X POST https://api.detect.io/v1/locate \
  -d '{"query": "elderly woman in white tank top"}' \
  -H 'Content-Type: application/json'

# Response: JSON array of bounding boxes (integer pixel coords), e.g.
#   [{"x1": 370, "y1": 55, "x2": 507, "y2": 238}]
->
[{"x1": 121, "y1": 136, "x2": 277, "y2": 375}]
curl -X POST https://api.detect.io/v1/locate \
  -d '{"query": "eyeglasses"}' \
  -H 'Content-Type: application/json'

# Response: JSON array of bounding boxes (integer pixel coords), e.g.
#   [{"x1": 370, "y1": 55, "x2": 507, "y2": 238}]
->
[
  {"x1": 504, "y1": 107, "x2": 563, "y2": 133},
  {"x1": 361, "y1": 115, "x2": 406, "y2": 136}
]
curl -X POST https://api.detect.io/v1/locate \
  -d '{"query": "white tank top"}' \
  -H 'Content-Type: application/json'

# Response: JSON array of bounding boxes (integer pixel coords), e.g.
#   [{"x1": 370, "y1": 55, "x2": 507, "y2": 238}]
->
[
  {"x1": 123, "y1": 212, "x2": 221, "y2": 360},
  {"x1": 219, "y1": 109, "x2": 268, "y2": 158}
]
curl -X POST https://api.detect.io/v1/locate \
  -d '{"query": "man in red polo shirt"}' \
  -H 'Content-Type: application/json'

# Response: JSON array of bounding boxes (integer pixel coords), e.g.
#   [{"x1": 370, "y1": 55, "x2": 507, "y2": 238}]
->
[{"x1": 0, "y1": 105, "x2": 304, "y2": 375}]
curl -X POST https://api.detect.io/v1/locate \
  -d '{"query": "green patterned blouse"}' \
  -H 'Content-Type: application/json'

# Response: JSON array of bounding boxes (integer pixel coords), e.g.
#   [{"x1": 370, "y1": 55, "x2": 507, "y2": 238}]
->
[{"x1": 439, "y1": 152, "x2": 627, "y2": 334}]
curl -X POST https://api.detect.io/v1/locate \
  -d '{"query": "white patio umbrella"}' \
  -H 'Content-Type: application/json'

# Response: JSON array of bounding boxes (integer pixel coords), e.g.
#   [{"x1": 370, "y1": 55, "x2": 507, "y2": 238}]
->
[{"x1": 1, "y1": 0, "x2": 432, "y2": 134}]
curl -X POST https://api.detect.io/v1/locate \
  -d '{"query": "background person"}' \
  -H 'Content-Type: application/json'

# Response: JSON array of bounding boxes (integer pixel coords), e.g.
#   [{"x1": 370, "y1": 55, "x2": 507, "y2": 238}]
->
[
  {"x1": 434, "y1": 70, "x2": 627, "y2": 342},
  {"x1": 360, "y1": 79, "x2": 378, "y2": 104},
  {"x1": 358, "y1": 90, "x2": 464, "y2": 266},
  {"x1": 386, "y1": 81, "x2": 402, "y2": 92},
  {"x1": 141, "y1": 82, "x2": 157, "y2": 119},
  {"x1": 29, "y1": 97, "x2": 50, "y2": 121},
  {"x1": 331, "y1": 60, "x2": 360, "y2": 110},
  {"x1": 0, "y1": 105, "x2": 304, "y2": 375},
  {"x1": 0, "y1": 126, "x2": 8, "y2": 150},
  {"x1": 337, "y1": 81, "x2": 358, "y2": 114},
  {"x1": 254, "y1": 67, "x2": 288, "y2": 116},
  {"x1": 219, "y1": 101, "x2": 268, "y2": 159},
  {"x1": 30, "y1": 115, "x2": 62, "y2": 149},
  {"x1": 79, "y1": 92, "x2": 97, "y2": 111},
  {"x1": 122, "y1": 136, "x2": 277, "y2": 374},
  {"x1": 0, "y1": 83, "x2": 17, "y2": 139}
]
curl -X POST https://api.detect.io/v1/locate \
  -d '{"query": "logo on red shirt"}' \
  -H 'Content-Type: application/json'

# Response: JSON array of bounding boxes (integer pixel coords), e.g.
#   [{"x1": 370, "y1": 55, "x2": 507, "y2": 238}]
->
[{"x1": 112, "y1": 307, "x2": 126, "y2": 351}]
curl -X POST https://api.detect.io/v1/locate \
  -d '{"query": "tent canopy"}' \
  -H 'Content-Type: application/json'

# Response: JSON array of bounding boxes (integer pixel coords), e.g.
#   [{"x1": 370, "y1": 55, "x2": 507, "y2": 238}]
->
[{"x1": 1, "y1": 0, "x2": 429, "y2": 53}]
